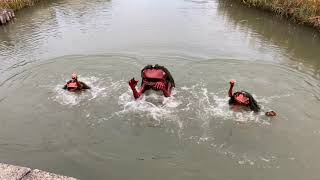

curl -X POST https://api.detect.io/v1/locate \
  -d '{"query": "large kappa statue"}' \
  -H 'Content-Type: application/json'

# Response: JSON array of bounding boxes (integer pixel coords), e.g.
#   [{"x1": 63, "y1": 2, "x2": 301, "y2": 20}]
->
[{"x1": 128, "y1": 64, "x2": 175, "y2": 99}]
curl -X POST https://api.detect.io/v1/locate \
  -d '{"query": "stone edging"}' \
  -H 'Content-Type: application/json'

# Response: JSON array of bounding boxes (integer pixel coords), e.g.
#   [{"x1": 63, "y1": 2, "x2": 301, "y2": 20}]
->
[{"x1": 0, "y1": 163, "x2": 78, "y2": 180}]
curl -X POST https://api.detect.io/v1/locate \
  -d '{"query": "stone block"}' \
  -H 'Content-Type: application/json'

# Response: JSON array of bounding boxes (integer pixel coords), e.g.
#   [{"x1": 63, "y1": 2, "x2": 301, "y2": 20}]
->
[
  {"x1": 22, "y1": 169, "x2": 77, "y2": 180},
  {"x1": 0, "y1": 163, "x2": 31, "y2": 180}
]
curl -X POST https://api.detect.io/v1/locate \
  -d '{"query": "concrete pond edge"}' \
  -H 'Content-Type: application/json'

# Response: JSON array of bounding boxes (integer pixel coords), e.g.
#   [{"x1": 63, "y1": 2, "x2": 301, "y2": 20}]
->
[{"x1": 0, "y1": 163, "x2": 78, "y2": 180}]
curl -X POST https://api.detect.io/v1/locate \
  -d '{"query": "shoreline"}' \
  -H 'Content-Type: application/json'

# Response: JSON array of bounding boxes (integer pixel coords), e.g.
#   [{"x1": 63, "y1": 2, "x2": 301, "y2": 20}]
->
[
  {"x1": 0, "y1": 0, "x2": 41, "y2": 25},
  {"x1": 231, "y1": 0, "x2": 320, "y2": 30},
  {"x1": 0, "y1": 0, "x2": 40, "y2": 11}
]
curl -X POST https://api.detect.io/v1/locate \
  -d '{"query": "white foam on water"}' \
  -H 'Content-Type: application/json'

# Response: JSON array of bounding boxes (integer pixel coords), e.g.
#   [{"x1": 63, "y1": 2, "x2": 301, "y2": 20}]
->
[
  {"x1": 115, "y1": 82, "x2": 277, "y2": 134},
  {"x1": 118, "y1": 89, "x2": 181, "y2": 122},
  {"x1": 53, "y1": 87, "x2": 84, "y2": 106},
  {"x1": 178, "y1": 83, "x2": 270, "y2": 125},
  {"x1": 52, "y1": 76, "x2": 110, "y2": 106},
  {"x1": 113, "y1": 82, "x2": 286, "y2": 166},
  {"x1": 177, "y1": 83, "x2": 285, "y2": 166}
]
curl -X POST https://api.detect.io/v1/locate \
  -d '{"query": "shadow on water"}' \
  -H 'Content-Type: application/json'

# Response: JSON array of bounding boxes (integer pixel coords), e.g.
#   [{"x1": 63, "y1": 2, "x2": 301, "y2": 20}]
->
[{"x1": 217, "y1": 0, "x2": 320, "y2": 73}]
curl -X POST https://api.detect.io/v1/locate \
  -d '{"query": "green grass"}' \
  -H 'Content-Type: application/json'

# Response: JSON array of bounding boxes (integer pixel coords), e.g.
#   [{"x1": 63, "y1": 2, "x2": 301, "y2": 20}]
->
[
  {"x1": 234, "y1": 0, "x2": 320, "y2": 29},
  {"x1": 0, "y1": 0, "x2": 40, "y2": 11}
]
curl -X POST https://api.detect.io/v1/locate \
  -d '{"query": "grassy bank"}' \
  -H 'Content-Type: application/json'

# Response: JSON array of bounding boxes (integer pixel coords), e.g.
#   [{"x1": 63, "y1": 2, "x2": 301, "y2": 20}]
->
[
  {"x1": 0, "y1": 0, "x2": 40, "y2": 11},
  {"x1": 234, "y1": 0, "x2": 320, "y2": 29}
]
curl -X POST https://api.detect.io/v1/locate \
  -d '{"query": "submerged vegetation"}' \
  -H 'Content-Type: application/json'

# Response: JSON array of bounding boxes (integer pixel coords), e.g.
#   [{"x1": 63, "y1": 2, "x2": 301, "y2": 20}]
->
[
  {"x1": 0, "y1": 0, "x2": 40, "y2": 10},
  {"x1": 234, "y1": 0, "x2": 320, "y2": 29}
]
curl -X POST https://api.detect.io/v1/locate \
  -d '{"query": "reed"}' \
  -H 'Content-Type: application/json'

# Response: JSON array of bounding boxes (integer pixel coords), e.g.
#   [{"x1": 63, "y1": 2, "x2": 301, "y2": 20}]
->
[
  {"x1": 0, "y1": 0, "x2": 40, "y2": 11},
  {"x1": 234, "y1": 0, "x2": 320, "y2": 29}
]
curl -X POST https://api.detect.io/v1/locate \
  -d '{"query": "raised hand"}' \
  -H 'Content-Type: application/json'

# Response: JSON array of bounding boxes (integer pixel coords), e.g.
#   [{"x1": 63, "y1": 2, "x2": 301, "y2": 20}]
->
[
  {"x1": 230, "y1": 79, "x2": 236, "y2": 85},
  {"x1": 129, "y1": 78, "x2": 138, "y2": 88},
  {"x1": 154, "y1": 81, "x2": 165, "y2": 90}
]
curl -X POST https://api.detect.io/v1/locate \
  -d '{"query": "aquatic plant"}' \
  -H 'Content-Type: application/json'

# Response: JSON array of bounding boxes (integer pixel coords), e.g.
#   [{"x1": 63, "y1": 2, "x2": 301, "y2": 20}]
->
[
  {"x1": 233, "y1": 0, "x2": 320, "y2": 29},
  {"x1": 0, "y1": 0, "x2": 40, "y2": 11}
]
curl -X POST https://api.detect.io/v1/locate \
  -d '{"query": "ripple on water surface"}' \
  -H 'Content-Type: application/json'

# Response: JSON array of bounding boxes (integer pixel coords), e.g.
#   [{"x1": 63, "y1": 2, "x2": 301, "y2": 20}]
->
[{"x1": 0, "y1": 54, "x2": 320, "y2": 177}]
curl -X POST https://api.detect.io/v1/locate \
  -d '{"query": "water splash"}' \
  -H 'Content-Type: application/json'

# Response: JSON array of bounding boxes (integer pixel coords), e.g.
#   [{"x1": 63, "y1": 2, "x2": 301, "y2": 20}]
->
[
  {"x1": 51, "y1": 76, "x2": 110, "y2": 106},
  {"x1": 113, "y1": 82, "x2": 277, "y2": 139},
  {"x1": 178, "y1": 84, "x2": 271, "y2": 125},
  {"x1": 105, "y1": 82, "x2": 288, "y2": 166},
  {"x1": 118, "y1": 89, "x2": 181, "y2": 123}
]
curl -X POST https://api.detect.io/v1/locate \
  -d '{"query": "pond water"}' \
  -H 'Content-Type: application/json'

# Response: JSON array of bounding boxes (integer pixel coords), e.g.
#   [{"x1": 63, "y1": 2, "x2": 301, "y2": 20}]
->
[{"x1": 0, "y1": 0, "x2": 320, "y2": 179}]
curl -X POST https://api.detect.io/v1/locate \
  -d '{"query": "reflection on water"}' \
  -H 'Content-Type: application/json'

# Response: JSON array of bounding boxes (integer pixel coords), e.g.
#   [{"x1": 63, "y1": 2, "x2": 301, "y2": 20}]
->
[{"x1": 217, "y1": 0, "x2": 320, "y2": 73}]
